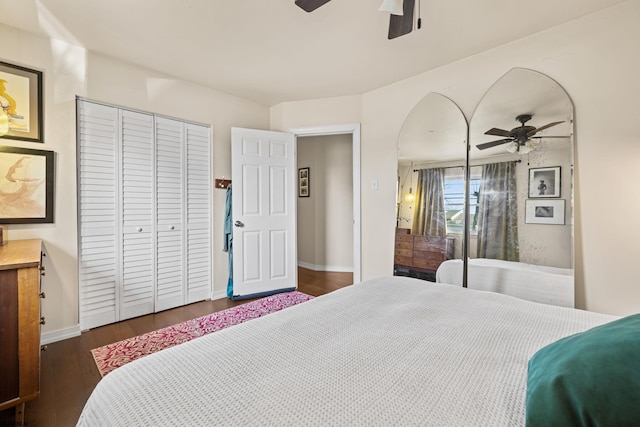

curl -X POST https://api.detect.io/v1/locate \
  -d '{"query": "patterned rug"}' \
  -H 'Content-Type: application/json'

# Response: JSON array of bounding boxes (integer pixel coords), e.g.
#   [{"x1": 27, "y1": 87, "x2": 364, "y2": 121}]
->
[{"x1": 91, "y1": 291, "x2": 313, "y2": 377}]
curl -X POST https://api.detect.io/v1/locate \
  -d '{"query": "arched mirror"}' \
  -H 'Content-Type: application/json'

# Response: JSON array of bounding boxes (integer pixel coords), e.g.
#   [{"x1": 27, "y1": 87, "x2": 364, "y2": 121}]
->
[
  {"x1": 394, "y1": 93, "x2": 468, "y2": 282},
  {"x1": 451, "y1": 68, "x2": 575, "y2": 306}
]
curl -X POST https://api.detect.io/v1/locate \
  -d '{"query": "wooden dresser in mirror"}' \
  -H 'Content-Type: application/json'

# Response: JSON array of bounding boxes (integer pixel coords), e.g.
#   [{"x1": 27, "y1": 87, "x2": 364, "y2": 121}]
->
[{"x1": 394, "y1": 228, "x2": 454, "y2": 281}]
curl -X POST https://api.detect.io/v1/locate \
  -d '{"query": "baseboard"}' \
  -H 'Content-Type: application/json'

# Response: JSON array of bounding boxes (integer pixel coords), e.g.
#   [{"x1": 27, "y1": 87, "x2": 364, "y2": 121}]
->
[
  {"x1": 41, "y1": 324, "x2": 82, "y2": 345},
  {"x1": 298, "y1": 262, "x2": 353, "y2": 273},
  {"x1": 211, "y1": 289, "x2": 227, "y2": 301}
]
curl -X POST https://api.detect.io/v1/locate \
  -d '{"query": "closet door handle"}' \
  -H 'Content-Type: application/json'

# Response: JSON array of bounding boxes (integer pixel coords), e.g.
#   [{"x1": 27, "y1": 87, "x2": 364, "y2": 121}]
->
[
  {"x1": 169, "y1": 225, "x2": 175, "y2": 230},
  {"x1": 137, "y1": 227, "x2": 143, "y2": 232},
  {"x1": 234, "y1": 221, "x2": 244, "y2": 228}
]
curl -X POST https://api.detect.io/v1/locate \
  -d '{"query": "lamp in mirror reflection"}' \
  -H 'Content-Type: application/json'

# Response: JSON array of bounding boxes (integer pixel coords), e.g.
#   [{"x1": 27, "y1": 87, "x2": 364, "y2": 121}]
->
[
  {"x1": 405, "y1": 188, "x2": 415, "y2": 202},
  {"x1": 379, "y1": 0, "x2": 404, "y2": 15},
  {"x1": 404, "y1": 166, "x2": 415, "y2": 202}
]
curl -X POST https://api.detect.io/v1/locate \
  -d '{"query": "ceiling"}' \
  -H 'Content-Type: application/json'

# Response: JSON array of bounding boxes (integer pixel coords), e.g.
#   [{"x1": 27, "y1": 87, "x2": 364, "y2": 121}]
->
[{"x1": 0, "y1": 0, "x2": 627, "y2": 106}]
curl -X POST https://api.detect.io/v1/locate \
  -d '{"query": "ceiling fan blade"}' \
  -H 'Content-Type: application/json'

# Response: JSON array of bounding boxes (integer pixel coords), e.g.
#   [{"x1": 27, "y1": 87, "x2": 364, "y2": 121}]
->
[
  {"x1": 295, "y1": 0, "x2": 331, "y2": 12},
  {"x1": 388, "y1": 0, "x2": 415, "y2": 39},
  {"x1": 476, "y1": 138, "x2": 513, "y2": 150},
  {"x1": 484, "y1": 127, "x2": 512, "y2": 137},
  {"x1": 527, "y1": 120, "x2": 564, "y2": 136},
  {"x1": 530, "y1": 135, "x2": 570, "y2": 139}
]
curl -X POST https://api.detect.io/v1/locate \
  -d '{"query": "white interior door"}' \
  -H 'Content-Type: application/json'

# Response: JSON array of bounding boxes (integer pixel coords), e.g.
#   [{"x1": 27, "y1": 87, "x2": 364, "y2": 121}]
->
[
  {"x1": 185, "y1": 123, "x2": 212, "y2": 303},
  {"x1": 77, "y1": 100, "x2": 120, "y2": 330},
  {"x1": 231, "y1": 128, "x2": 297, "y2": 299},
  {"x1": 120, "y1": 109, "x2": 155, "y2": 320},
  {"x1": 155, "y1": 116, "x2": 185, "y2": 311}
]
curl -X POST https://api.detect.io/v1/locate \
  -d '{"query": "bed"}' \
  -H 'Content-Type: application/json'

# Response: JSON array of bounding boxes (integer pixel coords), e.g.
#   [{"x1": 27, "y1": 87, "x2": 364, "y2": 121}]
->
[
  {"x1": 436, "y1": 258, "x2": 574, "y2": 308},
  {"x1": 78, "y1": 276, "x2": 635, "y2": 426}
]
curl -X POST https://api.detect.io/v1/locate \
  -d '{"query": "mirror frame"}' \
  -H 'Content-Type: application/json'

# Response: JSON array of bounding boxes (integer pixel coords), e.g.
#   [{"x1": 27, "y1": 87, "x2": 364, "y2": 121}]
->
[
  {"x1": 465, "y1": 67, "x2": 575, "y2": 292},
  {"x1": 395, "y1": 92, "x2": 469, "y2": 284}
]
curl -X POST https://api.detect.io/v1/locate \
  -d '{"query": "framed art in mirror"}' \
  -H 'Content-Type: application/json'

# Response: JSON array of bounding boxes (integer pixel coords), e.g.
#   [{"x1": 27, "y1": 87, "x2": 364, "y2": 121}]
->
[
  {"x1": 529, "y1": 166, "x2": 560, "y2": 198},
  {"x1": 525, "y1": 199, "x2": 565, "y2": 225},
  {"x1": 0, "y1": 146, "x2": 54, "y2": 223},
  {"x1": 298, "y1": 167, "x2": 309, "y2": 197},
  {"x1": 0, "y1": 61, "x2": 43, "y2": 143}
]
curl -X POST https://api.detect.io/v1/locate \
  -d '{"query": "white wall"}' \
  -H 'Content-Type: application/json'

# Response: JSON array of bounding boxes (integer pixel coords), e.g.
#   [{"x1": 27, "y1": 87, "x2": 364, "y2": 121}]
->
[
  {"x1": 275, "y1": 1, "x2": 640, "y2": 316},
  {"x1": 297, "y1": 141, "x2": 316, "y2": 266},
  {"x1": 297, "y1": 135, "x2": 353, "y2": 271},
  {"x1": 0, "y1": 23, "x2": 269, "y2": 338},
  {"x1": 516, "y1": 145, "x2": 573, "y2": 268}
]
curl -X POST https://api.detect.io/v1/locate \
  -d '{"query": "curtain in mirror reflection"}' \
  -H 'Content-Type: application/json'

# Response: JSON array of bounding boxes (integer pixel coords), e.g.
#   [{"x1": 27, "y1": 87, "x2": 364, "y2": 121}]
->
[
  {"x1": 411, "y1": 168, "x2": 446, "y2": 237},
  {"x1": 476, "y1": 161, "x2": 519, "y2": 261}
]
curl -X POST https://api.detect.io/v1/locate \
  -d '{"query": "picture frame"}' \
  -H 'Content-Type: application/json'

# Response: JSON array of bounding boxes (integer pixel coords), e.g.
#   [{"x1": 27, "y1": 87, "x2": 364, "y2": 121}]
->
[
  {"x1": 525, "y1": 199, "x2": 565, "y2": 225},
  {"x1": 298, "y1": 167, "x2": 309, "y2": 197},
  {"x1": 0, "y1": 146, "x2": 55, "y2": 223},
  {"x1": 528, "y1": 166, "x2": 560, "y2": 198},
  {"x1": 0, "y1": 61, "x2": 44, "y2": 143}
]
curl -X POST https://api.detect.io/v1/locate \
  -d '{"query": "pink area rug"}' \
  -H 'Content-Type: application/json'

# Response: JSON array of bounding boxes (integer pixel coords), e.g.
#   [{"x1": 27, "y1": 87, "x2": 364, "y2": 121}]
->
[{"x1": 91, "y1": 291, "x2": 313, "y2": 377}]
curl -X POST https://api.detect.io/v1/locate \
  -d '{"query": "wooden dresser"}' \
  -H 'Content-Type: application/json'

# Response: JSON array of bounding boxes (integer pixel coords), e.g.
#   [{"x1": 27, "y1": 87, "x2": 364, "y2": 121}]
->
[
  {"x1": 0, "y1": 239, "x2": 43, "y2": 423},
  {"x1": 394, "y1": 230, "x2": 454, "y2": 278}
]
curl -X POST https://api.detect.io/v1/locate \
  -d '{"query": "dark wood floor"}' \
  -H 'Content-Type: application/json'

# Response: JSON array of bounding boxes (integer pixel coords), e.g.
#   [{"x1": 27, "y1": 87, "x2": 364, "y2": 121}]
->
[{"x1": 1, "y1": 268, "x2": 353, "y2": 426}]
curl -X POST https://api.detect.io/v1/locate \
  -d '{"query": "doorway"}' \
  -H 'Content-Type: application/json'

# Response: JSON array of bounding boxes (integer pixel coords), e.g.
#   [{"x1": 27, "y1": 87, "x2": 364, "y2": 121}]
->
[
  {"x1": 297, "y1": 134, "x2": 353, "y2": 275},
  {"x1": 289, "y1": 124, "x2": 362, "y2": 283}
]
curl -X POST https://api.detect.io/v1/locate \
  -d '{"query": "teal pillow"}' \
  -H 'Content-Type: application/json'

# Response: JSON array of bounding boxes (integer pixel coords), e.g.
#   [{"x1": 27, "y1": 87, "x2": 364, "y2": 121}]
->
[{"x1": 526, "y1": 314, "x2": 640, "y2": 427}]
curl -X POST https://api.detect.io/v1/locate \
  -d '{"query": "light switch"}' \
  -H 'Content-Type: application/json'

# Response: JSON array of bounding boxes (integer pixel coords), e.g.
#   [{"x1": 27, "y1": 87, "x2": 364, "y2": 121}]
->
[{"x1": 371, "y1": 179, "x2": 378, "y2": 191}]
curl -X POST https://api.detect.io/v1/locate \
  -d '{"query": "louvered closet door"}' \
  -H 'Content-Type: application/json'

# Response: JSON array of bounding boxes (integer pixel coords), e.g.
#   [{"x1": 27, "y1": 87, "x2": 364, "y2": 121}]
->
[
  {"x1": 119, "y1": 110, "x2": 155, "y2": 320},
  {"x1": 79, "y1": 99, "x2": 212, "y2": 329},
  {"x1": 155, "y1": 117, "x2": 185, "y2": 311},
  {"x1": 185, "y1": 123, "x2": 211, "y2": 303},
  {"x1": 77, "y1": 101, "x2": 119, "y2": 330}
]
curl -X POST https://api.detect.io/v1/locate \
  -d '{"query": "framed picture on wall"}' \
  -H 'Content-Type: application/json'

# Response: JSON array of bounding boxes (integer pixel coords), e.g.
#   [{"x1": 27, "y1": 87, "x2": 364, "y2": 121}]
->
[
  {"x1": 525, "y1": 199, "x2": 565, "y2": 225},
  {"x1": 528, "y1": 166, "x2": 560, "y2": 198},
  {"x1": 299, "y1": 167, "x2": 309, "y2": 197},
  {"x1": 0, "y1": 146, "x2": 55, "y2": 223},
  {"x1": 0, "y1": 61, "x2": 44, "y2": 143}
]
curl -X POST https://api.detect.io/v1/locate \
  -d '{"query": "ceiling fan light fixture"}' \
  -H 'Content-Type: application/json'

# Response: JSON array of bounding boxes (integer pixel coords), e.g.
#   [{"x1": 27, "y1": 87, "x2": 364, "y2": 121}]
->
[
  {"x1": 519, "y1": 142, "x2": 534, "y2": 155},
  {"x1": 379, "y1": 0, "x2": 404, "y2": 16},
  {"x1": 506, "y1": 142, "x2": 519, "y2": 153}
]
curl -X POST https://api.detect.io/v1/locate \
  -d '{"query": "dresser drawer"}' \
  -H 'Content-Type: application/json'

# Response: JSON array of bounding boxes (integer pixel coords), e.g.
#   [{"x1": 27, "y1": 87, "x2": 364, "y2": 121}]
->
[
  {"x1": 395, "y1": 240, "x2": 413, "y2": 250},
  {"x1": 395, "y1": 248, "x2": 413, "y2": 258},
  {"x1": 395, "y1": 253, "x2": 413, "y2": 264},
  {"x1": 413, "y1": 236, "x2": 447, "y2": 251},
  {"x1": 395, "y1": 234, "x2": 413, "y2": 243},
  {"x1": 411, "y1": 254, "x2": 443, "y2": 271}
]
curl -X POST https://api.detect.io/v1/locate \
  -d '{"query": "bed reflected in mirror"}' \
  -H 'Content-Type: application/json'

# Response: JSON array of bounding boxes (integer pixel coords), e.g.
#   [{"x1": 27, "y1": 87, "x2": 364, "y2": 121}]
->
[
  {"x1": 394, "y1": 93, "x2": 468, "y2": 282},
  {"x1": 436, "y1": 67, "x2": 575, "y2": 306}
]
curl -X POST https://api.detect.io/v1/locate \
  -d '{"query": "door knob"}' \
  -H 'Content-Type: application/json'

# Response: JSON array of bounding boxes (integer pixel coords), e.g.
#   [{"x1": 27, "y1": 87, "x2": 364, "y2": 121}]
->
[{"x1": 234, "y1": 220, "x2": 244, "y2": 227}]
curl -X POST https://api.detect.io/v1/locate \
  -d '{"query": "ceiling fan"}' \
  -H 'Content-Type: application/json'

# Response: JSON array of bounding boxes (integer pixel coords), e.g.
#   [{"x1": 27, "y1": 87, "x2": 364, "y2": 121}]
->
[
  {"x1": 476, "y1": 114, "x2": 567, "y2": 153},
  {"x1": 295, "y1": 0, "x2": 417, "y2": 39}
]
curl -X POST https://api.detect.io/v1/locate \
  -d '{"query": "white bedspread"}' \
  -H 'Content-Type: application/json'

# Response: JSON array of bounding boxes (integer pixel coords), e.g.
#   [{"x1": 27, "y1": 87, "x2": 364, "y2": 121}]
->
[
  {"x1": 436, "y1": 258, "x2": 575, "y2": 308},
  {"x1": 78, "y1": 276, "x2": 614, "y2": 426}
]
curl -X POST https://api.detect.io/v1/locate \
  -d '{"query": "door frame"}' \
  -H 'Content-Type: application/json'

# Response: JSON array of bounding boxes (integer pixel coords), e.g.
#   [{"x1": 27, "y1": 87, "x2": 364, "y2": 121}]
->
[{"x1": 288, "y1": 124, "x2": 361, "y2": 284}]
